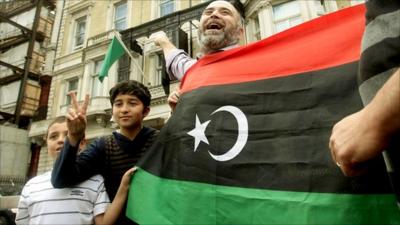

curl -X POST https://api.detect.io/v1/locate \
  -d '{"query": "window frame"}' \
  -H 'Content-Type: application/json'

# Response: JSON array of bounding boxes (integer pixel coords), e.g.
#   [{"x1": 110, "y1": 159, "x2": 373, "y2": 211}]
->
[
  {"x1": 73, "y1": 16, "x2": 87, "y2": 49},
  {"x1": 153, "y1": 52, "x2": 163, "y2": 87},
  {"x1": 159, "y1": 0, "x2": 175, "y2": 17},
  {"x1": 314, "y1": 0, "x2": 326, "y2": 16},
  {"x1": 65, "y1": 77, "x2": 79, "y2": 105},
  {"x1": 114, "y1": 1, "x2": 127, "y2": 31},
  {"x1": 148, "y1": 52, "x2": 163, "y2": 87},
  {"x1": 91, "y1": 59, "x2": 104, "y2": 97},
  {"x1": 272, "y1": 1, "x2": 303, "y2": 33},
  {"x1": 252, "y1": 15, "x2": 261, "y2": 41}
]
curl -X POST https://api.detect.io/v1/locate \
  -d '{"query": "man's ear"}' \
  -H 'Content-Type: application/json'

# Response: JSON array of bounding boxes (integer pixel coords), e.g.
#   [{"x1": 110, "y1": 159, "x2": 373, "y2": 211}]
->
[
  {"x1": 143, "y1": 106, "x2": 150, "y2": 118},
  {"x1": 238, "y1": 26, "x2": 244, "y2": 39}
]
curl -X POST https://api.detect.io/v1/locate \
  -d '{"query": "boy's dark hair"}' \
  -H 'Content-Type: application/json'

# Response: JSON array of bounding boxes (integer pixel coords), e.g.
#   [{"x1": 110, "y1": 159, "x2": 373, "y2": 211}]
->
[
  {"x1": 46, "y1": 116, "x2": 66, "y2": 139},
  {"x1": 109, "y1": 80, "x2": 151, "y2": 107}
]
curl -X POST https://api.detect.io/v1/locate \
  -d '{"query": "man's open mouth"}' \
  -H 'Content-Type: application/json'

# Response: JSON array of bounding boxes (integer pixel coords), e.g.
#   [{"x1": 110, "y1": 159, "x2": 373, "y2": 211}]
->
[{"x1": 206, "y1": 22, "x2": 223, "y2": 30}]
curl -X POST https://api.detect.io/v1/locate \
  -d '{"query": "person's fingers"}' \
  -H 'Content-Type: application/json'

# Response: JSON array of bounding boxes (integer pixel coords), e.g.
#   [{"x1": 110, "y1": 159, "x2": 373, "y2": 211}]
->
[
  {"x1": 329, "y1": 134, "x2": 339, "y2": 164},
  {"x1": 68, "y1": 108, "x2": 78, "y2": 119},
  {"x1": 123, "y1": 167, "x2": 137, "y2": 180},
  {"x1": 66, "y1": 113, "x2": 75, "y2": 121},
  {"x1": 149, "y1": 33, "x2": 158, "y2": 40},
  {"x1": 81, "y1": 94, "x2": 90, "y2": 114},
  {"x1": 167, "y1": 96, "x2": 176, "y2": 103},
  {"x1": 168, "y1": 91, "x2": 180, "y2": 102},
  {"x1": 76, "y1": 113, "x2": 87, "y2": 124},
  {"x1": 173, "y1": 92, "x2": 180, "y2": 99},
  {"x1": 128, "y1": 168, "x2": 136, "y2": 176},
  {"x1": 340, "y1": 164, "x2": 358, "y2": 177},
  {"x1": 149, "y1": 31, "x2": 166, "y2": 40},
  {"x1": 169, "y1": 97, "x2": 178, "y2": 104},
  {"x1": 69, "y1": 92, "x2": 79, "y2": 110},
  {"x1": 339, "y1": 161, "x2": 369, "y2": 177}
]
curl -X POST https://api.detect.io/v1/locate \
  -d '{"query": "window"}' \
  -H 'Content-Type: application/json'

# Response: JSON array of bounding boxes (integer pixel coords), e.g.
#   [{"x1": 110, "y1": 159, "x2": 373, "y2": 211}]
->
[
  {"x1": 114, "y1": 2, "x2": 127, "y2": 31},
  {"x1": 273, "y1": 1, "x2": 303, "y2": 33},
  {"x1": 314, "y1": 0, "x2": 326, "y2": 15},
  {"x1": 117, "y1": 55, "x2": 130, "y2": 82},
  {"x1": 160, "y1": 0, "x2": 174, "y2": 17},
  {"x1": 152, "y1": 53, "x2": 163, "y2": 86},
  {"x1": 66, "y1": 78, "x2": 79, "y2": 105},
  {"x1": 252, "y1": 15, "x2": 261, "y2": 41},
  {"x1": 74, "y1": 16, "x2": 86, "y2": 49},
  {"x1": 92, "y1": 60, "x2": 103, "y2": 97}
]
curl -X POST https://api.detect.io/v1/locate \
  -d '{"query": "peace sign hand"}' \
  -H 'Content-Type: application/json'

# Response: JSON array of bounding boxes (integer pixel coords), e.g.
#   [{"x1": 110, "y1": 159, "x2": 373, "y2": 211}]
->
[{"x1": 66, "y1": 92, "x2": 89, "y2": 146}]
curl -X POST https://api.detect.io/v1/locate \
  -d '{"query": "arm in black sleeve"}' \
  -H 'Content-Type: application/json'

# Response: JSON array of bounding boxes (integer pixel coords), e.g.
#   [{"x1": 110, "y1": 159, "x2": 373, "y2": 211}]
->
[{"x1": 51, "y1": 138, "x2": 106, "y2": 188}]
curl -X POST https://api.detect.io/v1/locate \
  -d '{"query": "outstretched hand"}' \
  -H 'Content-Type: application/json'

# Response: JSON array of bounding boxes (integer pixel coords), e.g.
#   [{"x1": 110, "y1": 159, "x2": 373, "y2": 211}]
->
[
  {"x1": 66, "y1": 92, "x2": 89, "y2": 146},
  {"x1": 149, "y1": 31, "x2": 177, "y2": 55},
  {"x1": 149, "y1": 31, "x2": 169, "y2": 46}
]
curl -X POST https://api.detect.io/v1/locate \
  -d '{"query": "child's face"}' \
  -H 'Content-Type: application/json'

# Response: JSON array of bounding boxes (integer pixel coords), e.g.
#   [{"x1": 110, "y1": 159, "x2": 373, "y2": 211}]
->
[
  {"x1": 47, "y1": 122, "x2": 68, "y2": 159},
  {"x1": 112, "y1": 94, "x2": 149, "y2": 130}
]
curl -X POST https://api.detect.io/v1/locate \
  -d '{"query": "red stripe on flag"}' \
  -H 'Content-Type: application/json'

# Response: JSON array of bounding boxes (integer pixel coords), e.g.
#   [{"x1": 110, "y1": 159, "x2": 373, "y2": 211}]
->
[{"x1": 181, "y1": 4, "x2": 366, "y2": 94}]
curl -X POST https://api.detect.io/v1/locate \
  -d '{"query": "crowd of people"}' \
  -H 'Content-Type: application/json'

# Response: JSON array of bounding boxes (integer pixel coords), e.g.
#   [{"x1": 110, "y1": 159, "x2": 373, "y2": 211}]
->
[{"x1": 14, "y1": 0, "x2": 399, "y2": 224}]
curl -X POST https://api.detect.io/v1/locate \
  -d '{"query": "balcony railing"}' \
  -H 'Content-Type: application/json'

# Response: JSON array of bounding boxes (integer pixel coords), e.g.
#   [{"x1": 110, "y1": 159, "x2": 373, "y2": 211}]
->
[
  {"x1": 0, "y1": 0, "x2": 55, "y2": 16},
  {"x1": 0, "y1": 0, "x2": 32, "y2": 15},
  {"x1": 87, "y1": 29, "x2": 116, "y2": 48}
]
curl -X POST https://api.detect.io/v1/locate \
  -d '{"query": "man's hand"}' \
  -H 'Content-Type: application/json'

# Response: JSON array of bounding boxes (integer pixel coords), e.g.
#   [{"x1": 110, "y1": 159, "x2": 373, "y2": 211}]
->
[
  {"x1": 329, "y1": 109, "x2": 388, "y2": 176},
  {"x1": 149, "y1": 31, "x2": 169, "y2": 47},
  {"x1": 149, "y1": 31, "x2": 178, "y2": 56},
  {"x1": 120, "y1": 167, "x2": 137, "y2": 192},
  {"x1": 168, "y1": 89, "x2": 180, "y2": 113},
  {"x1": 66, "y1": 92, "x2": 89, "y2": 146}
]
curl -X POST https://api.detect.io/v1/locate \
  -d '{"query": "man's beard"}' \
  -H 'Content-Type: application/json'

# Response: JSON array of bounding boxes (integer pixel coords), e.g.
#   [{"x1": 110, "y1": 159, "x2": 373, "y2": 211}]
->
[{"x1": 198, "y1": 27, "x2": 240, "y2": 54}]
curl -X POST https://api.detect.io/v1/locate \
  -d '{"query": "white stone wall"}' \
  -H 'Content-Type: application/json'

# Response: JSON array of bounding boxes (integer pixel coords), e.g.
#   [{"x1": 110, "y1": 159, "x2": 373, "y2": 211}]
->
[{"x1": 0, "y1": 126, "x2": 31, "y2": 178}]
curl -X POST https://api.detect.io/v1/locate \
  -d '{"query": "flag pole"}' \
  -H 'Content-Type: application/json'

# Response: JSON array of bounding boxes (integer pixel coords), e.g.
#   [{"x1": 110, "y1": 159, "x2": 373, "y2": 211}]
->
[{"x1": 113, "y1": 30, "x2": 146, "y2": 84}]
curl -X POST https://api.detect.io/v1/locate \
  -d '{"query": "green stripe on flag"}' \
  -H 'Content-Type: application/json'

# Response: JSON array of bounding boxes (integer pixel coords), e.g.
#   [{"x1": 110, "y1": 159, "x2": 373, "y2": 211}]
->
[
  {"x1": 127, "y1": 169, "x2": 400, "y2": 225},
  {"x1": 99, "y1": 36, "x2": 125, "y2": 82}
]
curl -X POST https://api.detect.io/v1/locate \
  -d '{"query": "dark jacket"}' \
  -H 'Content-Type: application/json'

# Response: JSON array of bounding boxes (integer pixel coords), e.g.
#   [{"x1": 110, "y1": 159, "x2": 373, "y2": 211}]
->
[{"x1": 51, "y1": 127, "x2": 158, "y2": 225}]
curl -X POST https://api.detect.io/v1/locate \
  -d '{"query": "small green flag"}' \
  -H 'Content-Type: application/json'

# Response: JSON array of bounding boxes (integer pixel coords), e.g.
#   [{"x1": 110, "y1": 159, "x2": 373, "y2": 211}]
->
[{"x1": 99, "y1": 36, "x2": 126, "y2": 82}]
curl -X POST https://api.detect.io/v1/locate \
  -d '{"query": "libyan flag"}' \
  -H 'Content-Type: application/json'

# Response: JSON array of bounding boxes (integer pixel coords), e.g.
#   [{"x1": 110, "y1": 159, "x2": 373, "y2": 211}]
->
[{"x1": 127, "y1": 4, "x2": 400, "y2": 224}]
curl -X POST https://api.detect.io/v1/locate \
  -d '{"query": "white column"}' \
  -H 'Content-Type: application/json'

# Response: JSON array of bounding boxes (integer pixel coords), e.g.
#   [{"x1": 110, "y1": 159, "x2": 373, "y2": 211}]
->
[
  {"x1": 129, "y1": 53, "x2": 142, "y2": 82},
  {"x1": 299, "y1": 0, "x2": 312, "y2": 21},
  {"x1": 102, "y1": 65, "x2": 109, "y2": 96},
  {"x1": 326, "y1": 0, "x2": 338, "y2": 12},
  {"x1": 306, "y1": 0, "x2": 318, "y2": 19},
  {"x1": 127, "y1": 1, "x2": 133, "y2": 28},
  {"x1": 259, "y1": 3, "x2": 274, "y2": 38},
  {"x1": 81, "y1": 61, "x2": 92, "y2": 99},
  {"x1": 258, "y1": 5, "x2": 273, "y2": 39},
  {"x1": 106, "y1": 2, "x2": 113, "y2": 30},
  {"x1": 350, "y1": 0, "x2": 365, "y2": 6}
]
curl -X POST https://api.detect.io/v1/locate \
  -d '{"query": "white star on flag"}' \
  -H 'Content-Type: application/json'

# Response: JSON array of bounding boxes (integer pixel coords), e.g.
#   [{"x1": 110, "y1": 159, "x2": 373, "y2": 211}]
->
[{"x1": 187, "y1": 114, "x2": 211, "y2": 152}]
